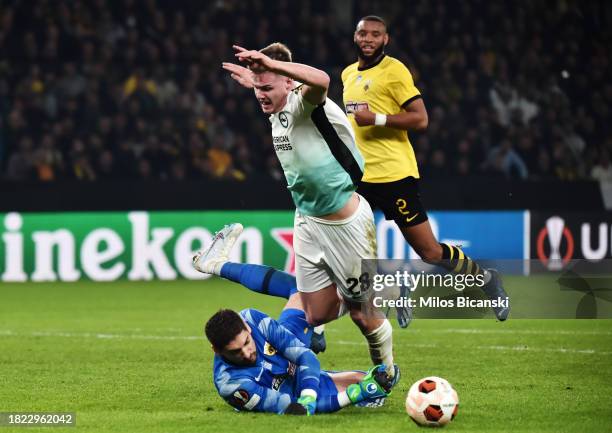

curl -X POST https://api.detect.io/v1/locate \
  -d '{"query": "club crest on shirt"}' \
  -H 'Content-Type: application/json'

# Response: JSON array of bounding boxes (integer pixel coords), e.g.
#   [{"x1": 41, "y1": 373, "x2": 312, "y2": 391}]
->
[
  {"x1": 279, "y1": 111, "x2": 289, "y2": 128},
  {"x1": 363, "y1": 79, "x2": 372, "y2": 92},
  {"x1": 264, "y1": 342, "x2": 277, "y2": 356}
]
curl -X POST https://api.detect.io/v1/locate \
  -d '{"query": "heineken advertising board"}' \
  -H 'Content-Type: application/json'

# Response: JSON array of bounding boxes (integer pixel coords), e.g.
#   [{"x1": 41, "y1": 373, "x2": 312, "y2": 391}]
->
[{"x1": 0, "y1": 210, "x2": 525, "y2": 282}]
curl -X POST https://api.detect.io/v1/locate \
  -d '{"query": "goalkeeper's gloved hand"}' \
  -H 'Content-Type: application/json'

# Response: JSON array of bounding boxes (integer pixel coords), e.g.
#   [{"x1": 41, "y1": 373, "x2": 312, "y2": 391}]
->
[
  {"x1": 284, "y1": 402, "x2": 307, "y2": 415},
  {"x1": 296, "y1": 395, "x2": 316, "y2": 415},
  {"x1": 346, "y1": 364, "x2": 393, "y2": 404},
  {"x1": 284, "y1": 393, "x2": 316, "y2": 416}
]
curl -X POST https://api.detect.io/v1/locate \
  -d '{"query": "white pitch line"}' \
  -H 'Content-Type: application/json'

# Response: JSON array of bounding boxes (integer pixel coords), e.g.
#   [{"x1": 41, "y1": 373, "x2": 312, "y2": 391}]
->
[
  {"x1": 0, "y1": 330, "x2": 200, "y2": 341},
  {"x1": 474, "y1": 345, "x2": 612, "y2": 355},
  {"x1": 427, "y1": 328, "x2": 612, "y2": 336},
  {"x1": 326, "y1": 327, "x2": 612, "y2": 336},
  {"x1": 337, "y1": 340, "x2": 438, "y2": 349},
  {"x1": 1, "y1": 330, "x2": 611, "y2": 356},
  {"x1": 336, "y1": 340, "x2": 612, "y2": 356}
]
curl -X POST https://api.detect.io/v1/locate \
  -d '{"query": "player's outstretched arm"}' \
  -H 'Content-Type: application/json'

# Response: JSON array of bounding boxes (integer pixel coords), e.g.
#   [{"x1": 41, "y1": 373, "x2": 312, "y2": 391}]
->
[
  {"x1": 267, "y1": 60, "x2": 329, "y2": 106},
  {"x1": 256, "y1": 314, "x2": 321, "y2": 414},
  {"x1": 312, "y1": 365, "x2": 392, "y2": 413},
  {"x1": 233, "y1": 45, "x2": 329, "y2": 106},
  {"x1": 221, "y1": 62, "x2": 254, "y2": 89}
]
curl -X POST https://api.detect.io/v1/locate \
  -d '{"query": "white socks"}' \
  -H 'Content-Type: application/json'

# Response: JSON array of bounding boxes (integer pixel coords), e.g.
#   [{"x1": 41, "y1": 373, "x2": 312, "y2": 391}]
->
[
  {"x1": 337, "y1": 391, "x2": 352, "y2": 408},
  {"x1": 364, "y1": 319, "x2": 394, "y2": 376}
]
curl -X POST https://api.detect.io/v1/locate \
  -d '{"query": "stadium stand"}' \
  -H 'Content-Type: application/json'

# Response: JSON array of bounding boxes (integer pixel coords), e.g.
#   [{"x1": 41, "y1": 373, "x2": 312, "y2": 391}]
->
[{"x1": 0, "y1": 0, "x2": 610, "y2": 182}]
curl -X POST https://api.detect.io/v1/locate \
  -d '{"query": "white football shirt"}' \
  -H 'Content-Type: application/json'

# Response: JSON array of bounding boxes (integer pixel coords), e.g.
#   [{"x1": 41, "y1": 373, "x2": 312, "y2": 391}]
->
[{"x1": 269, "y1": 88, "x2": 364, "y2": 216}]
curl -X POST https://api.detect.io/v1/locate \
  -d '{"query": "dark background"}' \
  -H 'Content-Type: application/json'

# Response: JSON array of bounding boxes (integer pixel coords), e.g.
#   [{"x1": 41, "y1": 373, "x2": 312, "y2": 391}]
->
[{"x1": 1, "y1": 0, "x2": 610, "y2": 210}]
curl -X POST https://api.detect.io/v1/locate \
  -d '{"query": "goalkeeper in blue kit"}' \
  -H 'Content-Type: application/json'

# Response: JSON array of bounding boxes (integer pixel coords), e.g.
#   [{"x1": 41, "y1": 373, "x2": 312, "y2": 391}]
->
[
  {"x1": 199, "y1": 224, "x2": 398, "y2": 415},
  {"x1": 206, "y1": 308, "x2": 393, "y2": 415}
]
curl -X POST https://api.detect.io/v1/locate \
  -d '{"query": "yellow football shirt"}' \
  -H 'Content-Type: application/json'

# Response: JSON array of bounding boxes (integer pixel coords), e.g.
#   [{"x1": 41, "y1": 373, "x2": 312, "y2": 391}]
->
[{"x1": 342, "y1": 55, "x2": 421, "y2": 183}]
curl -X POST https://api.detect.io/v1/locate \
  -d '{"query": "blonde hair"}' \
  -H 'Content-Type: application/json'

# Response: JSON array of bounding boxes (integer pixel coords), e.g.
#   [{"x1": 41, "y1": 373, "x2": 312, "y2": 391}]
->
[{"x1": 259, "y1": 42, "x2": 292, "y2": 62}]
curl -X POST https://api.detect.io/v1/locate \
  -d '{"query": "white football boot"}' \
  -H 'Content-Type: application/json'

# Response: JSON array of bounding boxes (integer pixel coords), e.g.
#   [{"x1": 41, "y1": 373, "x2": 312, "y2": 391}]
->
[{"x1": 192, "y1": 223, "x2": 243, "y2": 275}]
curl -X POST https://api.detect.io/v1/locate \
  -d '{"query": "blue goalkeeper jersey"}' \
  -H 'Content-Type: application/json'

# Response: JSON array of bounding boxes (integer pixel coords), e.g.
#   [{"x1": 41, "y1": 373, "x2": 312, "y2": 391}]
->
[{"x1": 212, "y1": 309, "x2": 321, "y2": 414}]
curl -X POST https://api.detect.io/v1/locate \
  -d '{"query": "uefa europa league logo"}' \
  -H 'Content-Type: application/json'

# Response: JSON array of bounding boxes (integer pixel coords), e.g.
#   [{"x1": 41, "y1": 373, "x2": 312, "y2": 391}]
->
[
  {"x1": 536, "y1": 216, "x2": 575, "y2": 270},
  {"x1": 546, "y1": 217, "x2": 565, "y2": 270}
]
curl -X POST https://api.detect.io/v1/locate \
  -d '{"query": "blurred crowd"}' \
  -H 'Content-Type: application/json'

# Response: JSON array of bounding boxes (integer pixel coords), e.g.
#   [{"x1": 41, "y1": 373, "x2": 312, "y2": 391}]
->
[{"x1": 1, "y1": 0, "x2": 611, "y2": 183}]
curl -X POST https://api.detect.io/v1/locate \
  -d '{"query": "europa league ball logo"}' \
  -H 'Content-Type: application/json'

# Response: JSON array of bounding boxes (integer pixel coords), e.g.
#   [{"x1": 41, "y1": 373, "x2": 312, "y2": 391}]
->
[{"x1": 537, "y1": 216, "x2": 575, "y2": 270}]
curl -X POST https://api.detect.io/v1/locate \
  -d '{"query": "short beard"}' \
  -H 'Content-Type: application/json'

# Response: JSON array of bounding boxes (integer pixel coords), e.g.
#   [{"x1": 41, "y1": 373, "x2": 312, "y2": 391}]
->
[
  {"x1": 224, "y1": 355, "x2": 257, "y2": 367},
  {"x1": 356, "y1": 44, "x2": 385, "y2": 65}
]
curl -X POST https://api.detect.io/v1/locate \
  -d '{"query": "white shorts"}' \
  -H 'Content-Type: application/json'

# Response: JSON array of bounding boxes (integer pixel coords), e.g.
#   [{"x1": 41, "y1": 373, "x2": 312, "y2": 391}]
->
[{"x1": 294, "y1": 194, "x2": 377, "y2": 302}]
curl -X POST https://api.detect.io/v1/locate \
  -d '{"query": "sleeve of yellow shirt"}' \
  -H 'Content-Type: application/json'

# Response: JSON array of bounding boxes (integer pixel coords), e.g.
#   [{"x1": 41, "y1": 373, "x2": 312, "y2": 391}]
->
[
  {"x1": 340, "y1": 65, "x2": 351, "y2": 84},
  {"x1": 388, "y1": 62, "x2": 421, "y2": 108}
]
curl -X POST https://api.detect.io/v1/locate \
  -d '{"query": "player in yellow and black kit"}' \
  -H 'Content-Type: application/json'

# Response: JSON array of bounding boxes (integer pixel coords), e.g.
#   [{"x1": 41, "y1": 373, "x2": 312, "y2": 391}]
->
[{"x1": 342, "y1": 15, "x2": 510, "y2": 323}]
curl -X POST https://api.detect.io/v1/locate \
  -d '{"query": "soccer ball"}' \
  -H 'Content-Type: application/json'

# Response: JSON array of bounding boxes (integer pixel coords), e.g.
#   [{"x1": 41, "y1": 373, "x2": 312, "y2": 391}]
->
[{"x1": 405, "y1": 376, "x2": 459, "y2": 427}]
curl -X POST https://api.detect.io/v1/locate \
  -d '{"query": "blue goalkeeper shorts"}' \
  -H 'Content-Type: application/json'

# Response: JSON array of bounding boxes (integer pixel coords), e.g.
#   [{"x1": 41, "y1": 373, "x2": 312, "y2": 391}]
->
[
  {"x1": 319, "y1": 371, "x2": 339, "y2": 395},
  {"x1": 278, "y1": 308, "x2": 312, "y2": 347}
]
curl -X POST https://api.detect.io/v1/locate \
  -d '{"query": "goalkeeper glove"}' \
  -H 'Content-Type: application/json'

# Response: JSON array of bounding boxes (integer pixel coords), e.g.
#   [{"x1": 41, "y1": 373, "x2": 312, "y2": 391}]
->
[
  {"x1": 284, "y1": 393, "x2": 316, "y2": 416},
  {"x1": 297, "y1": 395, "x2": 316, "y2": 415},
  {"x1": 346, "y1": 364, "x2": 393, "y2": 404}
]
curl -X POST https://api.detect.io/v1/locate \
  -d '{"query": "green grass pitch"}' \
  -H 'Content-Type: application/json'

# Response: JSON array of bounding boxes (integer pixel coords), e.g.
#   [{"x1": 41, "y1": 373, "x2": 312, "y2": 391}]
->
[{"x1": 1, "y1": 278, "x2": 611, "y2": 433}]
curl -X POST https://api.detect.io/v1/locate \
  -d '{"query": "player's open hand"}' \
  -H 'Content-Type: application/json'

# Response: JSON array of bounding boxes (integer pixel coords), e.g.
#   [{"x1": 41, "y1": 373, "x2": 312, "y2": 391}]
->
[
  {"x1": 222, "y1": 62, "x2": 254, "y2": 89},
  {"x1": 233, "y1": 45, "x2": 276, "y2": 73},
  {"x1": 354, "y1": 109, "x2": 376, "y2": 126}
]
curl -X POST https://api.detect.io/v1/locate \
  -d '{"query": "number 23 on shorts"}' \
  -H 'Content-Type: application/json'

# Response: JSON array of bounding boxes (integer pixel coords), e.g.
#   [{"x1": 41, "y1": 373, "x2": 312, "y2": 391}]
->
[{"x1": 345, "y1": 273, "x2": 371, "y2": 298}]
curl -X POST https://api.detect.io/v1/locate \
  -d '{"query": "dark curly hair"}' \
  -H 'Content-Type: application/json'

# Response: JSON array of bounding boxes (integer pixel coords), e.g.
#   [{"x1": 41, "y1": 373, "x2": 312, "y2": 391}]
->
[{"x1": 205, "y1": 309, "x2": 247, "y2": 350}]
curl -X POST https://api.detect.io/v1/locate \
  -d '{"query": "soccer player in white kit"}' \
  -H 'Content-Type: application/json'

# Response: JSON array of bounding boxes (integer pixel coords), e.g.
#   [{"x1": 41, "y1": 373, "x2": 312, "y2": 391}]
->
[{"x1": 220, "y1": 42, "x2": 397, "y2": 380}]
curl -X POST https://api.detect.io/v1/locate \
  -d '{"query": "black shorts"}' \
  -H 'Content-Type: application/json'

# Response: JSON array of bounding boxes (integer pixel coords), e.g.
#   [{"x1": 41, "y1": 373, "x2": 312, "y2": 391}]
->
[{"x1": 357, "y1": 176, "x2": 428, "y2": 228}]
